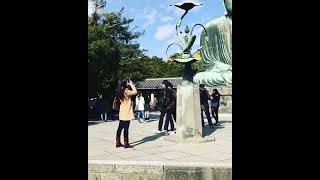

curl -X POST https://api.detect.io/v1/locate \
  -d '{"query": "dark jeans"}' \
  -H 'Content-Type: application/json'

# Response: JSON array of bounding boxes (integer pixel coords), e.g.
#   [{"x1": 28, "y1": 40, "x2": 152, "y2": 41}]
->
[
  {"x1": 201, "y1": 104, "x2": 213, "y2": 127},
  {"x1": 172, "y1": 109, "x2": 176, "y2": 122},
  {"x1": 136, "y1": 110, "x2": 145, "y2": 122},
  {"x1": 158, "y1": 109, "x2": 166, "y2": 131},
  {"x1": 116, "y1": 120, "x2": 131, "y2": 139},
  {"x1": 211, "y1": 107, "x2": 219, "y2": 123},
  {"x1": 164, "y1": 109, "x2": 175, "y2": 131}
]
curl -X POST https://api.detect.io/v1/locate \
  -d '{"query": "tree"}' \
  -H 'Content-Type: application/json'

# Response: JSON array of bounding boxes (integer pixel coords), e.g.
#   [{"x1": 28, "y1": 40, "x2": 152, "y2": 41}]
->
[
  {"x1": 90, "y1": 0, "x2": 106, "y2": 24},
  {"x1": 116, "y1": 56, "x2": 184, "y2": 81},
  {"x1": 88, "y1": 1, "x2": 145, "y2": 98},
  {"x1": 88, "y1": 13, "x2": 120, "y2": 97}
]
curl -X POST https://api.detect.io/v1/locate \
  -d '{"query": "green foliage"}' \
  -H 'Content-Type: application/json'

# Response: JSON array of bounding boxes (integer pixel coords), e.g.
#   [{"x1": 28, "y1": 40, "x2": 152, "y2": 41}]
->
[
  {"x1": 88, "y1": 3, "x2": 144, "y2": 97},
  {"x1": 117, "y1": 56, "x2": 184, "y2": 82}
]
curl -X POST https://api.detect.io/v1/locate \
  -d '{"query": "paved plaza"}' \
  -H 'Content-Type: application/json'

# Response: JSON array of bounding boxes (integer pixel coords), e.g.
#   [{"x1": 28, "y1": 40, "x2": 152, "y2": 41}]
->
[{"x1": 88, "y1": 112, "x2": 232, "y2": 166}]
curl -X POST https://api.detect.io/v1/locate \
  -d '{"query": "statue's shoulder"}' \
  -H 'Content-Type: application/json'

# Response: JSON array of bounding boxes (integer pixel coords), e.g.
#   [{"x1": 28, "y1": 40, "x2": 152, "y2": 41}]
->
[{"x1": 205, "y1": 16, "x2": 231, "y2": 29}]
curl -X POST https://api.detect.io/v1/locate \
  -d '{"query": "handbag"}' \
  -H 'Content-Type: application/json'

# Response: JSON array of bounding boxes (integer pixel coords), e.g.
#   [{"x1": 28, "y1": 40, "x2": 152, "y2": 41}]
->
[{"x1": 112, "y1": 98, "x2": 120, "y2": 110}]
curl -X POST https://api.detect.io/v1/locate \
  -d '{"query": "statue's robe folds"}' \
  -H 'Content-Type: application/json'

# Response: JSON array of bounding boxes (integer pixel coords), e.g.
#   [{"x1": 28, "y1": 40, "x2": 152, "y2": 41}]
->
[{"x1": 193, "y1": 16, "x2": 232, "y2": 86}]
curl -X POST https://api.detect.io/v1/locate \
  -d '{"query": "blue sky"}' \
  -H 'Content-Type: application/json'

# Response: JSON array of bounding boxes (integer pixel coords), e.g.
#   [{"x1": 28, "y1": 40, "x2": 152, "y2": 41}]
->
[{"x1": 89, "y1": 0, "x2": 225, "y2": 60}]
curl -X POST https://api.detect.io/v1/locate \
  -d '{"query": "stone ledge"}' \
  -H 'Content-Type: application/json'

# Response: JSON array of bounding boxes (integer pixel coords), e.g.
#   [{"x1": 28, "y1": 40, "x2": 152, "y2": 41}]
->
[
  {"x1": 164, "y1": 166, "x2": 232, "y2": 180},
  {"x1": 88, "y1": 160, "x2": 232, "y2": 180},
  {"x1": 114, "y1": 165, "x2": 163, "y2": 174},
  {"x1": 88, "y1": 160, "x2": 231, "y2": 167},
  {"x1": 88, "y1": 164, "x2": 114, "y2": 173}
]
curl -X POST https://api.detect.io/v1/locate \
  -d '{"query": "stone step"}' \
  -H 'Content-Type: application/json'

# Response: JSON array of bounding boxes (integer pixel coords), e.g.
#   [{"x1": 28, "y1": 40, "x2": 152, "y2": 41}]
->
[{"x1": 88, "y1": 160, "x2": 232, "y2": 180}]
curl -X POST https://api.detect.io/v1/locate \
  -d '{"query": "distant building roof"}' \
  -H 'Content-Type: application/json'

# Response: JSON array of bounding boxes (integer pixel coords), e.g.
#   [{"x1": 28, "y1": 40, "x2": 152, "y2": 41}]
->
[{"x1": 135, "y1": 77, "x2": 183, "y2": 89}]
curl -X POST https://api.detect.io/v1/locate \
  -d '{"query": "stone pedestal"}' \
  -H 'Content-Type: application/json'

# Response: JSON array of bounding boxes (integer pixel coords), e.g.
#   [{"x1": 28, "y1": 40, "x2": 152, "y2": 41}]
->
[
  {"x1": 176, "y1": 84, "x2": 203, "y2": 140},
  {"x1": 163, "y1": 83, "x2": 215, "y2": 143}
]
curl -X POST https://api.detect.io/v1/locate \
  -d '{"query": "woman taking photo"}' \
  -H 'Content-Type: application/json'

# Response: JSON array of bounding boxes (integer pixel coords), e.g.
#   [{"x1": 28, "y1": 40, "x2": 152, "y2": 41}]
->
[{"x1": 115, "y1": 79, "x2": 137, "y2": 148}]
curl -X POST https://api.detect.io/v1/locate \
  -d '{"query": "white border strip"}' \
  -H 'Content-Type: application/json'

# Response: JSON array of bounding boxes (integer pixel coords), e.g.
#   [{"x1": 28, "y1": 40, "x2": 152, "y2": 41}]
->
[{"x1": 88, "y1": 160, "x2": 232, "y2": 168}]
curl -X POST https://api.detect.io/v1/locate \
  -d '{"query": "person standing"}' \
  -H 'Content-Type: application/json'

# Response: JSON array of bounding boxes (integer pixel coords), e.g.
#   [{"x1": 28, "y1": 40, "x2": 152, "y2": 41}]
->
[
  {"x1": 199, "y1": 84, "x2": 214, "y2": 127},
  {"x1": 144, "y1": 95, "x2": 150, "y2": 120},
  {"x1": 150, "y1": 97, "x2": 157, "y2": 111},
  {"x1": 162, "y1": 80, "x2": 176, "y2": 133},
  {"x1": 168, "y1": 83, "x2": 176, "y2": 122},
  {"x1": 101, "y1": 95, "x2": 112, "y2": 121},
  {"x1": 155, "y1": 94, "x2": 165, "y2": 133},
  {"x1": 98, "y1": 95, "x2": 108, "y2": 121},
  {"x1": 134, "y1": 93, "x2": 139, "y2": 122},
  {"x1": 155, "y1": 80, "x2": 174, "y2": 133},
  {"x1": 115, "y1": 79, "x2": 137, "y2": 148},
  {"x1": 91, "y1": 97, "x2": 100, "y2": 120},
  {"x1": 97, "y1": 95, "x2": 105, "y2": 121},
  {"x1": 211, "y1": 89, "x2": 221, "y2": 125},
  {"x1": 135, "y1": 93, "x2": 145, "y2": 123}
]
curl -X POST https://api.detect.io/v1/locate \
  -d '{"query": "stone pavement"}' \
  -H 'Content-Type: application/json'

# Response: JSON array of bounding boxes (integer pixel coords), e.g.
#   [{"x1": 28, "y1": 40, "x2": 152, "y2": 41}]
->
[{"x1": 88, "y1": 112, "x2": 232, "y2": 166}]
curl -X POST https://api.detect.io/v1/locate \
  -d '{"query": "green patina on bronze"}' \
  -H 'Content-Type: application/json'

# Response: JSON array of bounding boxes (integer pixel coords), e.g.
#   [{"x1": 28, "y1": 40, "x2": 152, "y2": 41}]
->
[
  {"x1": 193, "y1": 0, "x2": 232, "y2": 87},
  {"x1": 167, "y1": 2, "x2": 208, "y2": 84}
]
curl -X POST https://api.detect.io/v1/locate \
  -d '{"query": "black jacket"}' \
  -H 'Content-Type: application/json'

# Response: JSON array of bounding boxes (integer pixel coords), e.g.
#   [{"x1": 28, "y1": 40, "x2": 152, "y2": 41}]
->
[
  {"x1": 211, "y1": 94, "x2": 220, "y2": 108},
  {"x1": 161, "y1": 88, "x2": 176, "y2": 110},
  {"x1": 200, "y1": 89, "x2": 210, "y2": 105}
]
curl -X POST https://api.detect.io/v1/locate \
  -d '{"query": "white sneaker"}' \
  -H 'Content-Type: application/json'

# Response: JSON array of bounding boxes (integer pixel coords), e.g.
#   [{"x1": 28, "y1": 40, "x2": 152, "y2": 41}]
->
[
  {"x1": 163, "y1": 130, "x2": 170, "y2": 134},
  {"x1": 154, "y1": 130, "x2": 163, "y2": 134}
]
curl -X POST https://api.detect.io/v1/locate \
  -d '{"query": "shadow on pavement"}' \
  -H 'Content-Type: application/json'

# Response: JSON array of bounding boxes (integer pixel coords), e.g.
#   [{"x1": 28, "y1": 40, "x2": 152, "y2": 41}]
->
[
  {"x1": 88, "y1": 119, "x2": 119, "y2": 126},
  {"x1": 144, "y1": 119, "x2": 159, "y2": 123},
  {"x1": 203, "y1": 124, "x2": 225, "y2": 137},
  {"x1": 130, "y1": 133, "x2": 165, "y2": 146},
  {"x1": 104, "y1": 119, "x2": 118, "y2": 122},
  {"x1": 147, "y1": 114, "x2": 160, "y2": 120},
  {"x1": 217, "y1": 120, "x2": 232, "y2": 124},
  {"x1": 88, "y1": 121, "x2": 104, "y2": 126}
]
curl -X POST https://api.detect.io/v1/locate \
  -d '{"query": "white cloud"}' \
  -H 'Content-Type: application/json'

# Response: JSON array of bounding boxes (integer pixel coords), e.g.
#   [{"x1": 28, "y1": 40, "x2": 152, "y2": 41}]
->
[
  {"x1": 88, "y1": 0, "x2": 105, "y2": 16},
  {"x1": 88, "y1": 1, "x2": 93, "y2": 16},
  {"x1": 161, "y1": 16, "x2": 174, "y2": 22},
  {"x1": 154, "y1": 24, "x2": 176, "y2": 41},
  {"x1": 142, "y1": 9, "x2": 158, "y2": 28}
]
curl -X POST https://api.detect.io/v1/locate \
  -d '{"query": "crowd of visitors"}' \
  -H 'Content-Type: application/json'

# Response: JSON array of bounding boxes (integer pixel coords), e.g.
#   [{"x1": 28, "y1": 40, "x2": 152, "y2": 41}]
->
[{"x1": 88, "y1": 79, "x2": 221, "y2": 148}]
